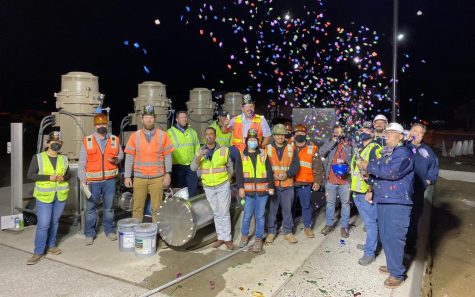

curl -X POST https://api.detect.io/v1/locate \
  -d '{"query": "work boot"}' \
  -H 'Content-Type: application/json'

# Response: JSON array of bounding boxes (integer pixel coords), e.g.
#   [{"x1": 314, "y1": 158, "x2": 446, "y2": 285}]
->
[
  {"x1": 212, "y1": 240, "x2": 224, "y2": 248},
  {"x1": 384, "y1": 276, "x2": 405, "y2": 289},
  {"x1": 225, "y1": 241, "x2": 235, "y2": 250},
  {"x1": 26, "y1": 254, "x2": 44, "y2": 265},
  {"x1": 47, "y1": 247, "x2": 63, "y2": 255},
  {"x1": 252, "y1": 238, "x2": 263, "y2": 253},
  {"x1": 283, "y1": 233, "x2": 298, "y2": 244},
  {"x1": 379, "y1": 266, "x2": 389, "y2": 275},
  {"x1": 85, "y1": 237, "x2": 94, "y2": 246},
  {"x1": 304, "y1": 228, "x2": 315, "y2": 238},
  {"x1": 340, "y1": 227, "x2": 349, "y2": 238},
  {"x1": 265, "y1": 233, "x2": 275, "y2": 244},
  {"x1": 358, "y1": 255, "x2": 375, "y2": 266},
  {"x1": 106, "y1": 233, "x2": 117, "y2": 241},
  {"x1": 356, "y1": 244, "x2": 365, "y2": 251},
  {"x1": 320, "y1": 225, "x2": 334, "y2": 235},
  {"x1": 239, "y1": 235, "x2": 249, "y2": 248}
]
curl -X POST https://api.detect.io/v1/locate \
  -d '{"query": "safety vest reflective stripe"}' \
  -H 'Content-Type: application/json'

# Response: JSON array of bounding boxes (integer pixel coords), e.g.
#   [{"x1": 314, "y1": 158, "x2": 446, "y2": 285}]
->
[
  {"x1": 133, "y1": 130, "x2": 165, "y2": 177},
  {"x1": 34, "y1": 152, "x2": 69, "y2": 203},
  {"x1": 198, "y1": 146, "x2": 229, "y2": 187},
  {"x1": 267, "y1": 144, "x2": 294, "y2": 187},
  {"x1": 84, "y1": 134, "x2": 120, "y2": 181},
  {"x1": 168, "y1": 126, "x2": 199, "y2": 165},
  {"x1": 299, "y1": 161, "x2": 312, "y2": 168},
  {"x1": 170, "y1": 128, "x2": 197, "y2": 149},
  {"x1": 351, "y1": 143, "x2": 381, "y2": 193},
  {"x1": 272, "y1": 166, "x2": 290, "y2": 171},
  {"x1": 34, "y1": 185, "x2": 69, "y2": 192},
  {"x1": 135, "y1": 161, "x2": 164, "y2": 167},
  {"x1": 125, "y1": 145, "x2": 135, "y2": 152},
  {"x1": 210, "y1": 122, "x2": 231, "y2": 147},
  {"x1": 231, "y1": 115, "x2": 263, "y2": 150},
  {"x1": 198, "y1": 167, "x2": 227, "y2": 174},
  {"x1": 241, "y1": 150, "x2": 269, "y2": 192}
]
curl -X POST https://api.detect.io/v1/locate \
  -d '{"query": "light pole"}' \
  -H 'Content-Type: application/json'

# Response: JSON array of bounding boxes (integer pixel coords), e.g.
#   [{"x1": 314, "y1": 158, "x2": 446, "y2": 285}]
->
[{"x1": 391, "y1": 0, "x2": 399, "y2": 122}]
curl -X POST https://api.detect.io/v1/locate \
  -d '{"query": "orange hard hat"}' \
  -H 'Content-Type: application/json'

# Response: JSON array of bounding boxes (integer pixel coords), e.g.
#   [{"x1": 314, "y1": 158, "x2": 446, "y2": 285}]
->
[
  {"x1": 93, "y1": 113, "x2": 108, "y2": 126},
  {"x1": 294, "y1": 124, "x2": 307, "y2": 133},
  {"x1": 284, "y1": 122, "x2": 292, "y2": 132}
]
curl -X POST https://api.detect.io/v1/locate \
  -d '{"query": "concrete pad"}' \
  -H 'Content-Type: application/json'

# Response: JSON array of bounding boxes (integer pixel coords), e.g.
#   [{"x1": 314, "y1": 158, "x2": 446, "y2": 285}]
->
[
  {"x1": 0, "y1": 244, "x2": 148, "y2": 297},
  {"x1": 439, "y1": 169, "x2": 475, "y2": 183}
]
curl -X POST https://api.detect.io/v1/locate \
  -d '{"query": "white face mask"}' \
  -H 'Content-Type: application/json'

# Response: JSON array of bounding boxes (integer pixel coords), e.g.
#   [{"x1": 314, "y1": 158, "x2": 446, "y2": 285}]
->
[{"x1": 247, "y1": 141, "x2": 258, "y2": 149}]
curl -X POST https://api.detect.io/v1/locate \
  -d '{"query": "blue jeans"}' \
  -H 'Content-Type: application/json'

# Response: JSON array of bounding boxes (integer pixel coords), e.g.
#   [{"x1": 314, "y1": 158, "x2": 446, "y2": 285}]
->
[
  {"x1": 268, "y1": 187, "x2": 294, "y2": 234},
  {"x1": 34, "y1": 197, "x2": 66, "y2": 254},
  {"x1": 406, "y1": 188, "x2": 425, "y2": 249},
  {"x1": 378, "y1": 203, "x2": 412, "y2": 279},
  {"x1": 85, "y1": 179, "x2": 116, "y2": 237},
  {"x1": 241, "y1": 194, "x2": 268, "y2": 239},
  {"x1": 325, "y1": 182, "x2": 351, "y2": 228},
  {"x1": 172, "y1": 164, "x2": 199, "y2": 197},
  {"x1": 295, "y1": 185, "x2": 313, "y2": 228},
  {"x1": 353, "y1": 193, "x2": 378, "y2": 257}
]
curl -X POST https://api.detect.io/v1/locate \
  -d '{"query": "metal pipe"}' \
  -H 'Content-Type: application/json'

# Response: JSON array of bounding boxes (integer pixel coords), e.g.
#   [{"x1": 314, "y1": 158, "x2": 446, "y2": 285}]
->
[
  {"x1": 10, "y1": 123, "x2": 23, "y2": 215},
  {"x1": 37, "y1": 116, "x2": 52, "y2": 153},
  {"x1": 139, "y1": 243, "x2": 252, "y2": 297},
  {"x1": 391, "y1": 0, "x2": 399, "y2": 122}
]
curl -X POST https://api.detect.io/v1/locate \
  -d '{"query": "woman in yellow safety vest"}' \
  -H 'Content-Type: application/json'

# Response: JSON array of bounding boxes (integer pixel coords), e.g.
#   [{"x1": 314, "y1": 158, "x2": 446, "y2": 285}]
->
[
  {"x1": 26, "y1": 131, "x2": 71, "y2": 265},
  {"x1": 235, "y1": 129, "x2": 275, "y2": 253}
]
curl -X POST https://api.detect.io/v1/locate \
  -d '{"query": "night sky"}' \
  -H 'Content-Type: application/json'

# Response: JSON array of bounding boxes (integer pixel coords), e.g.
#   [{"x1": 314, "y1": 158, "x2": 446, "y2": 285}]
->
[{"x1": 1, "y1": 0, "x2": 474, "y2": 128}]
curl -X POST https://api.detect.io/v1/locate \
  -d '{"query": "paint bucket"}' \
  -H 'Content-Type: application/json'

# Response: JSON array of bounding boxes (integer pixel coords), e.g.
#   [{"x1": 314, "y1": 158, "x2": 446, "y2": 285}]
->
[
  {"x1": 134, "y1": 223, "x2": 158, "y2": 257},
  {"x1": 118, "y1": 218, "x2": 140, "y2": 252}
]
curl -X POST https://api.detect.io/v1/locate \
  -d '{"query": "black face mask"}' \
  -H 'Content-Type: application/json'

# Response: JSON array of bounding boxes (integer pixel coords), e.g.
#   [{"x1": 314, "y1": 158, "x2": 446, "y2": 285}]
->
[
  {"x1": 97, "y1": 127, "x2": 108, "y2": 134},
  {"x1": 50, "y1": 143, "x2": 62, "y2": 152},
  {"x1": 286, "y1": 133, "x2": 292, "y2": 139},
  {"x1": 295, "y1": 135, "x2": 307, "y2": 143}
]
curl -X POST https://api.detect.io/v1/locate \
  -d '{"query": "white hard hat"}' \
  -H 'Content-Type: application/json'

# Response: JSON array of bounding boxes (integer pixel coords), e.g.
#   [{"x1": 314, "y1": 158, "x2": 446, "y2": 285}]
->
[
  {"x1": 386, "y1": 122, "x2": 404, "y2": 134},
  {"x1": 373, "y1": 114, "x2": 388, "y2": 123}
]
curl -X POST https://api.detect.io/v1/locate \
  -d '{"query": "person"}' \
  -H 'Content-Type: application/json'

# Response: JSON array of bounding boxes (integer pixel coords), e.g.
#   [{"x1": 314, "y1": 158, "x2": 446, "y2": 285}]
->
[
  {"x1": 319, "y1": 125, "x2": 353, "y2": 238},
  {"x1": 26, "y1": 131, "x2": 71, "y2": 265},
  {"x1": 79, "y1": 113, "x2": 124, "y2": 245},
  {"x1": 292, "y1": 124, "x2": 324, "y2": 238},
  {"x1": 191, "y1": 127, "x2": 234, "y2": 250},
  {"x1": 357, "y1": 122, "x2": 415, "y2": 289},
  {"x1": 207, "y1": 110, "x2": 232, "y2": 147},
  {"x1": 228, "y1": 94, "x2": 272, "y2": 161},
  {"x1": 373, "y1": 114, "x2": 388, "y2": 146},
  {"x1": 124, "y1": 105, "x2": 174, "y2": 223},
  {"x1": 284, "y1": 121, "x2": 293, "y2": 144},
  {"x1": 236, "y1": 129, "x2": 275, "y2": 252},
  {"x1": 167, "y1": 111, "x2": 200, "y2": 197},
  {"x1": 265, "y1": 124, "x2": 300, "y2": 244},
  {"x1": 405, "y1": 123, "x2": 439, "y2": 254},
  {"x1": 350, "y1": 127, "x2": 382, "y2": 265}
]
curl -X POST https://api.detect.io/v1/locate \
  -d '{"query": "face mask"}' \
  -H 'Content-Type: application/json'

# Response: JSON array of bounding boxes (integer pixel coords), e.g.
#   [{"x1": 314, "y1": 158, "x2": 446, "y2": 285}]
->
[
  {"x1": 50, "y1": 143, "x2": 62, "y2": 152},
  {"x1": 286, "y1": 133, "x2": 292, "y2": 139},
  {"x1": 359, "y1": 132, "x2": 372, "y2": 142},
  {"x1": 295, "y1": 135, "x2": 306, "y2": 143},
  {"x1": 97, "y1": 127, "x2": 108, "y2": 134},
  {"x1": 247, "y1": 141, "x2": 258, "y2": 150}
]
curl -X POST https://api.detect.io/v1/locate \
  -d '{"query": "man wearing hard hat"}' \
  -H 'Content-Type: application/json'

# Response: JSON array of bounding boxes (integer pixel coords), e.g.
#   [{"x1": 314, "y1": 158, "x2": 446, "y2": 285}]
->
[
  {"x1": 357, "y1": 122, "x2": 415, "y2": 289},
  {"x1": 79, "y1": 113, "x2": 124, "y2": 246},
  {"x1": 373, "y1": 114, "x2": 388, "y2": 146},
  {"x1": 319, "y1": 125, "x2": 353, "y2": 238}
]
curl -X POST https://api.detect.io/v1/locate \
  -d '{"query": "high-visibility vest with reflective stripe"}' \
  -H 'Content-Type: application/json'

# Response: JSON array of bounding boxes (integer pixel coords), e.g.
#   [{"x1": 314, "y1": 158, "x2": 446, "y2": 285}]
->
[
  {"x1": 83, "y1": 134, "x2": 120, "y2": 181},
  {"x1": 267, "y1": 143, "x2": 294, "y2": 188},
  {"x1": 241, "y1": 150, "x2": 269, "y2": 193},
  {"x1": 231, "y1": 115, "x2": 263, "y2": 151},
  {"x1": 209, "y1": 121, "x2": 231, "y2": 147},
  {"x1": 33, "y1": 152, "x2": 69, "y2": 203},
  {"x1": 125, "y1": 129, "x2": 174, "y2": 178},
  {"x1": 167, "y1": 126, "x2": 200, "y2": 165},
  {"x1": 350, "y1": 143, "x2": 382, "y2": 193},
  {"x1": 197, "y1": 146, "x2": 230, "y2": 187},
  {"x1": 295, "y1": 142, "x2": 318, "y2": 183}
]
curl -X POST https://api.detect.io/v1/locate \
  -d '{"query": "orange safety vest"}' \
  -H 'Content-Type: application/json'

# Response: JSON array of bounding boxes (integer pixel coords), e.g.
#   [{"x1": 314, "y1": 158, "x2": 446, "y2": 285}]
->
[
  {"x1": 266, "y1": 143, "x2": 294, "y2": 188},
  {"x1": 231, "y1": 114, "x2": 263, "y2": 151},
  {"x1": 83, "y1": 134, "x2": 120, "y2": 181},
  {"x1": 124, "y1": 129, "x2": 175, "y2": 178},
  {"x1": 240, "y1": 150, "x2": 269, "y2": 193},
  {"x1": 294, "y1": 142, "x2": 318, "y2": 183}
]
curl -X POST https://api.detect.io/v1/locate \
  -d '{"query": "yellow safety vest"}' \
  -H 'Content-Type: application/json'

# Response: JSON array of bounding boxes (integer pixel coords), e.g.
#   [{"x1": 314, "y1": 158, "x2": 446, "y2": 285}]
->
[
  {"x1": 33, "y1": 152, "x2": 70, "y2": 203},
  {"x1": 208, "y1": 121, "x2": 231, "y2": 147},
  {"x1": 241, "y1": 150, "x2": 269, "y2": 193},
  {"x1": 350, "y1": 143, "x2": 382, "y2": 193},
  {"x1": 197, "y1": 146, "x2": 230, "y2": 187},
  {"x1": 167, "y1": 126, "x2": 200, "y2": 165}
]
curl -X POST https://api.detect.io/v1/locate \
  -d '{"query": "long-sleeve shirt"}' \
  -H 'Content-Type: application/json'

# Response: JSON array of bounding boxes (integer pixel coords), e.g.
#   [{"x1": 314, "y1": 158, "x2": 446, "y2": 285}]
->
[
  {"x1": 268, "y1": 142, "x2": 300, "y2": 181},
  {"x1": 190, "y1": 143, "x2": 233, "y2": 188},
  {"x1": 236, "y1": 147, "x2": 275, "y2": 196},
  {"x1": 27, "y1": 154, "x2": 72, "y2": 182},
  {"x1": 319, "y1": 139, "x2": 353, "y2": 182},
  {"x1": 78, "y1": 133, "x2": 124, "y2": 182},
  {"x1": 406, "y1": 142, "x2": 439, "y2": 191}
]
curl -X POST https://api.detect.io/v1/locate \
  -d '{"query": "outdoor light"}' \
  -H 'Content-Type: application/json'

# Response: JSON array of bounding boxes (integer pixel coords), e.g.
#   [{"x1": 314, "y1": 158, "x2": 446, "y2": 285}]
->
[
  {"x1": 397, "y1": 33, "x2": 404, "y2": 41},
  {"x1": 284, "y1": 13, "x2": 290, "y2": 20}
]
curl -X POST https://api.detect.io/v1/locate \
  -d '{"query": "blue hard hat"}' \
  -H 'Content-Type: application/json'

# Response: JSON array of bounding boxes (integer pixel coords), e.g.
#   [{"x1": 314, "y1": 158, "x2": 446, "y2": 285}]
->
[{"x1": 331, "y1": 163, "x2": 349, "y2": 177}]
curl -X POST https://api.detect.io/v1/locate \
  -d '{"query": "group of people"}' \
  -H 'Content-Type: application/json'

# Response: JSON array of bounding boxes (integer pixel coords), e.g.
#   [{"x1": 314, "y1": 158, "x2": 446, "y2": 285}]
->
[{"x1": 26, "y1": 94, "x2": 439, "y2": 290}]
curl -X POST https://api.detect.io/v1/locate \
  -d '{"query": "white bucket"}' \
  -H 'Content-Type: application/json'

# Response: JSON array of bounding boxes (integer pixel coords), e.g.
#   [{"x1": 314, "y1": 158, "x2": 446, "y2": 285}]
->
[
  {"x1": 134, "y1": 223, "x2": 158, "y2": 257},
  {"x1": 118, "y1": 218, "x2": 140, "y2": 252}
]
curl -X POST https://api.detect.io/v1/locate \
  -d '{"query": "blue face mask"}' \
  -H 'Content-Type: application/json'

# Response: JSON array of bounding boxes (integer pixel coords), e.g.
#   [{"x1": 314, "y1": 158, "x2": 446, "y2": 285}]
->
[
  {"x1": 247, "y1": 141, "x2": 258, "y2": 149},
  {"x1": 359, "y1": 132, "x2": 372, "y2": 142}
]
